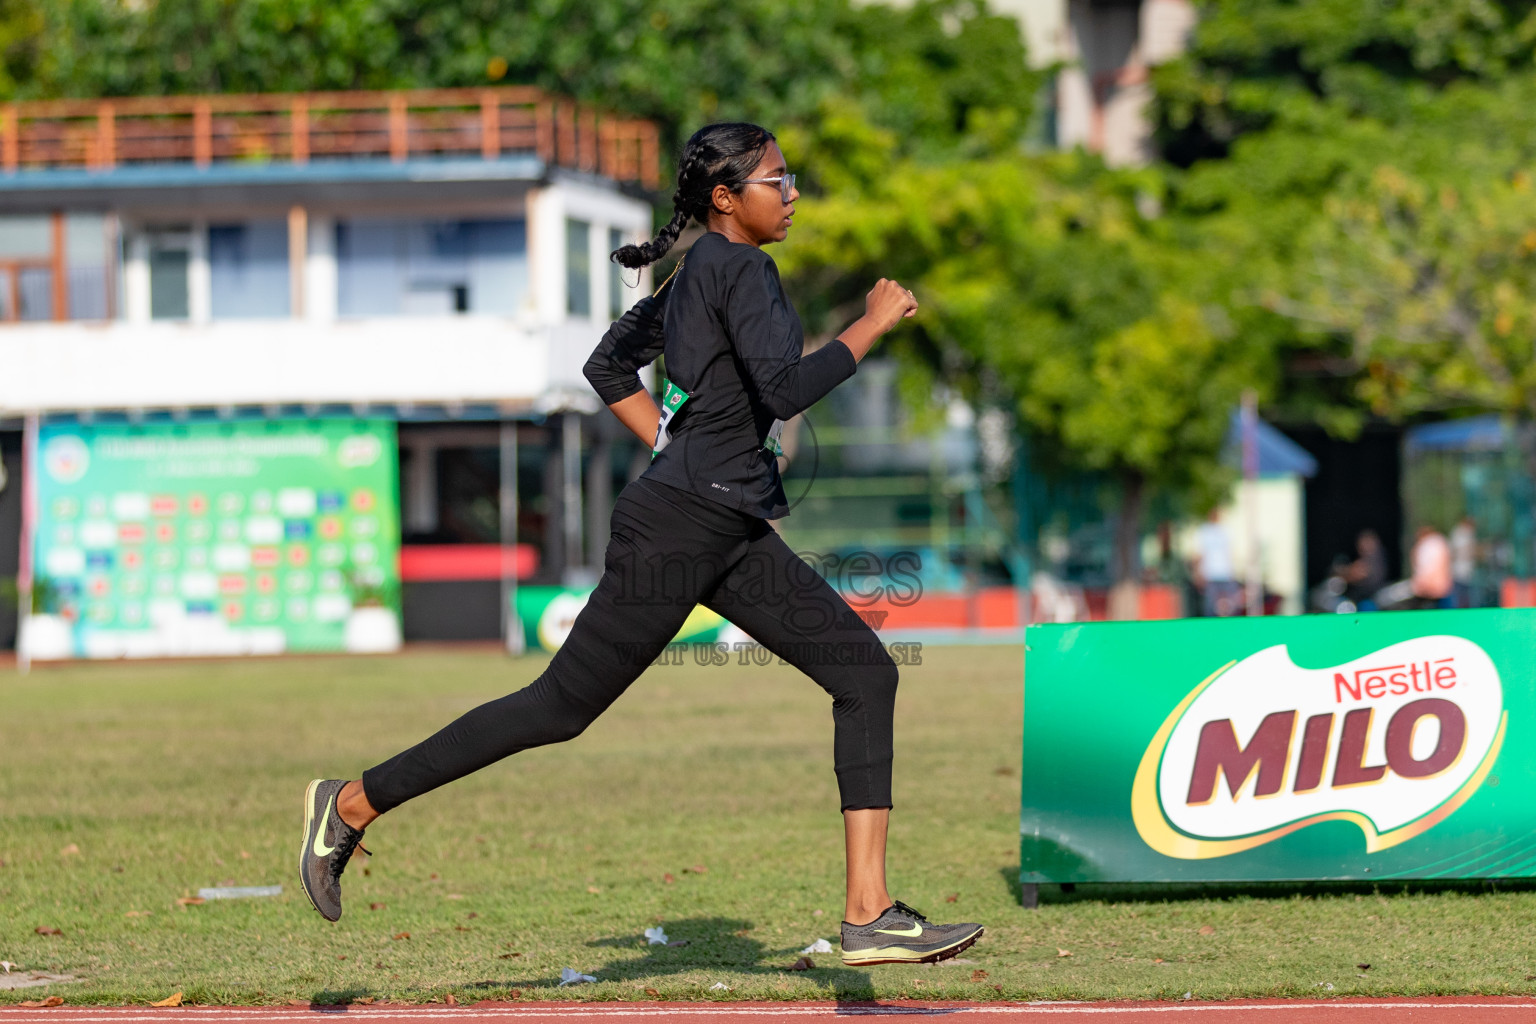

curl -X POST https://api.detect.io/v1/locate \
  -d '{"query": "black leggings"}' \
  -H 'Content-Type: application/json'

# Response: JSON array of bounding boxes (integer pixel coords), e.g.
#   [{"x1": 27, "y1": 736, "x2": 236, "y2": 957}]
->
[{"x1": 362, "y1": 474, "x2": 899, "y2": 813}]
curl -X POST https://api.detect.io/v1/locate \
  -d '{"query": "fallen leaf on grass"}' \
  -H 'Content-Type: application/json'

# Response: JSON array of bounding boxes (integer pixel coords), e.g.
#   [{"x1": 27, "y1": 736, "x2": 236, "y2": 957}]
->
[
  {"x1": 1357, "y1": 963, "x2": 1371, "y2": 971},
  {"x1": 175, "y1": 897, "x2": 205, "y2": 907},
  {"x1": 586, "y1": 886, "x2": 602, "y2": 895},
  {"x1": 1153, "y1": 958, "x2": 1165, "y2": 964},
  {"x1": 1056, "y1": 948, "x2": 1072, "y2": 958},
  {"x1": 287, "y1": 1000, "x2": 310, "y2": 1007},
  {"x1": 35, "y1": 926, "x2": 62, "y2": 935},
  {"x1": 443, "y1": 994, "x2": 457, "y2": 1006},
  {"x1": 466, "y1": 912, "x2": 478, "y2": 920},
  {"x1": 238, "y1": 851, "x2": 251, "y2": 860},
  {"x1": 945, "y1": 894, "x2": 958, "y2": 903},
  {"x1": 970, "y1": 970, "x2": 989, "y2": 982},
  {"x1": 498, "y1": 953, "x2": 522, "y2": 960},
  {"x1": 788, "y1": 956, "x2": 814, "y2": 971},
  {"x1": 353, "y1": 997, "x2": 374, "y2": 1005},
  {"x1": 662, "y1": 873, "x2": 675, "y2": 884},
  {"x1": 151, "y1": 993, "x2": 183, "y2": 1007},
  {"x1": 686, "y1": 864, "x2": 707, "y2": 874},
  {"x1": 1198, "y1": 925, "x2": 1216, "y2": 936},
  {"x1": 643, "y1": 987, "x2": 660, "y2": 998},
  {"x1": 558, "y1": 968, "x2": 595, "y2": 987},
  {"x1": 59, "y1": 845, "x2": 80, "y2": 857},
  {"x1": 20, "y1": 997, "x2": 64, "y2": 1008},
  {"x1": 454, "y1": 925, "x2": 471, "y2": 932},
  {"x1": 369, "y1": 903, "x2": 386, "y2": 911},
  {"x1": 392, "y1": 932, "x2": 410, "y2": 941},
  {"x1": 994, "y1": 767, "x2": 1014, "y2": 776},
  {"x1": 125, "y1": 911, "x2": 151, "y2": 918}
]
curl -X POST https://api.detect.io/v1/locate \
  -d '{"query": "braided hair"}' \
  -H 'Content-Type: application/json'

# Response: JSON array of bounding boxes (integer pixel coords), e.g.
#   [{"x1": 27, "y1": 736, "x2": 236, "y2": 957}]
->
[{"x1": 610, "y1": 122, "x2": 776, "y2": 270}]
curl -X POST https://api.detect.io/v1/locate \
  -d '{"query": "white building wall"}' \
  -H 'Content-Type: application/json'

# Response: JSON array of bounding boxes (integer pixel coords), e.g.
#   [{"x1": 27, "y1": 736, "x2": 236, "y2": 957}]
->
[{"x1": 2, "y1": 175, "x2": 653, "y2": 417}]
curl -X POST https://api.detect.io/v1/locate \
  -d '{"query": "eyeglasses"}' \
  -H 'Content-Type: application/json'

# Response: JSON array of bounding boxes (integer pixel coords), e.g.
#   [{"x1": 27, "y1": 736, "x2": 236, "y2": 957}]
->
[{"x1": 739, "y1": 173, "x2": 796, "y2": 203}]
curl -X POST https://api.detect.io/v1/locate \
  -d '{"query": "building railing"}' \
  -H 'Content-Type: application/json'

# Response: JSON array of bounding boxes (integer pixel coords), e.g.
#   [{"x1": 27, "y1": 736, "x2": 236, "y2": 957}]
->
[{"x1": 0, "y1": 87, "x2": 661, "y2": 188}]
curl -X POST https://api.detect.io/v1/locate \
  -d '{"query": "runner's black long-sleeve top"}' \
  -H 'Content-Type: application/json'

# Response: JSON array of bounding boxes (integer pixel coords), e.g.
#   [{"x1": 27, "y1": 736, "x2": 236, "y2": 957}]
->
[{"x1": 583, "y1": 230, "x2": 858, "y2": 519}]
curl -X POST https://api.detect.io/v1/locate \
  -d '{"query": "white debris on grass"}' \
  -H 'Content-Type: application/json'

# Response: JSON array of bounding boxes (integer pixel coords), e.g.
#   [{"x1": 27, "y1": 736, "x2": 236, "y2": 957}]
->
[
  {"x1": 800, "y1": 939, "x2": 834, "y2": 954},
  {"x1": 197, "y1": 885, "x2": 283, "y2": 900},
  {"x1": 709, "y1": 982, "x2": 731, "y2": 992},
  {"x1": 558, "y1": 968, "x2": 597, "y2": 987},
  {"x1": 0, "y1": 972, "x2": 80, "y2": 991},
  {"x1": 644, "y1": 926, "x2": 669, "y2": 945},
  {"x1": 0, "y1": 963, "x2": 15, "y2": 974}
]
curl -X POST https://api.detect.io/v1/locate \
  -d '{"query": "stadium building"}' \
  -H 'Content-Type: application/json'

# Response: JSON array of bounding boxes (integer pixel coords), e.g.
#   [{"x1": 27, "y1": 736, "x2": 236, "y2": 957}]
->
[{"x1": 0, "y1": 88, "x2": 659, "y2": 655}]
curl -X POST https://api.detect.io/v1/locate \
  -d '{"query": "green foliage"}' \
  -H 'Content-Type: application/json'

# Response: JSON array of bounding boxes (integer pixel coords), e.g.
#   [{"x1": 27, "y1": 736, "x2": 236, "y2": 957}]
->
[
  {"x1": 1154, "y1": 0, "x2": 1536, "y2": 164},
  {"x1": 779, "y1": 150, "x2": 1273, "y2": 535},
  {"x1": 10, "y1": 0, "x2": 1039, "y2": 175}
]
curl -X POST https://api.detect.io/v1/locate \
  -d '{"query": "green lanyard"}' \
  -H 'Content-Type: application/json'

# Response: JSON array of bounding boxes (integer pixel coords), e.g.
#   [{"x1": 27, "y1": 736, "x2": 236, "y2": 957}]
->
[
  {"x1": 650, "y1": 378, "x2": 690, "y2": 462},
  {"x1": 650, "y1": 377, "x2": 786, "y2": 462}
]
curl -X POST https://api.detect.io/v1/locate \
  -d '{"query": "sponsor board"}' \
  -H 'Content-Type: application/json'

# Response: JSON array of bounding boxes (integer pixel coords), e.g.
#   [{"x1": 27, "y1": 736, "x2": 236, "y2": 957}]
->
[
  {"x1": 28, "y1": 419, "x2": 401, "y2": 659},
  {"x1": 1021, "y1": 611, "x2": 1536, "y2": 882},
  {"x1": 513, "y1": 586, "x2": 728, "y2": 654}
]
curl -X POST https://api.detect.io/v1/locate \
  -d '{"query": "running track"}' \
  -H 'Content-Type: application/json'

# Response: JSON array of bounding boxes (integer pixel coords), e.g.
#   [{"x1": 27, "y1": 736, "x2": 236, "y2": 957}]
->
[{"x1": 8, "y1": 1000, "x2": 1536, "y2": 1022}]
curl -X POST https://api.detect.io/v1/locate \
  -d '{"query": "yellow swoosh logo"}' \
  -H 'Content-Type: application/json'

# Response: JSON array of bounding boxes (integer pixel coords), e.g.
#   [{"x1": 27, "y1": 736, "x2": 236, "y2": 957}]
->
[
  {"x1": 312, "y1": 794, "x2": 338, "y2": 857},
  {"x1": 874, "y1": 922, "x2": 924, "y2": 938}
]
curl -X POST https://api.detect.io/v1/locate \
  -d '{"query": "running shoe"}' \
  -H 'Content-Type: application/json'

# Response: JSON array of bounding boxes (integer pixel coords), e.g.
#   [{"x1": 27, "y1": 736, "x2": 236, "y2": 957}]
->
[
  {"x1": 298, "y1": 778, "x2": 369, "y2": 922},
  {"x1": 840, "y1": 900, "x2": 983, "y2": 966}
]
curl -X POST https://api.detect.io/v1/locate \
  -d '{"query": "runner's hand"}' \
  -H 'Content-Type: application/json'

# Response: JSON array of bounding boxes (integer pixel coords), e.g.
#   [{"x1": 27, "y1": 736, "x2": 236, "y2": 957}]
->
[{"x1": 866, "y1": 278, "x2": 919, "y2": 333}]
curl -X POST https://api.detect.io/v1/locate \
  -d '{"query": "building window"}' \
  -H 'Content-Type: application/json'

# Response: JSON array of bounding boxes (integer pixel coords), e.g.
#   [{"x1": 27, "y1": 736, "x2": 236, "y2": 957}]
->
[
  {"x1": 0, "y1": 213, "x2": 114, "y2": 322},
  {"x1": 148, "y1": 229, "x2": 192, "y2": 321},
  {"x1": 335, "y1": 217, "x2": 526, "y2": 317},
  {"x1": 210, "y1": 220, "x2": 289, "y2": 318},
  {"x1": 608, "y1": 227, "x2": 627, "y2": 319},
  {"x1": 66, "y1": 214, "x2": 111, "y2": 321},
  {"x1": 566, "y1": 218, "x2": 590, "y2": 317}
]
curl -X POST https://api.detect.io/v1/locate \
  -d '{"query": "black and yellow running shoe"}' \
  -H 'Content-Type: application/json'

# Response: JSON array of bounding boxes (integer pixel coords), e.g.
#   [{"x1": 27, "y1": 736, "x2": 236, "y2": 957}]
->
[
  {"x1": 298, "y1": 778, "x2": 368, "y2": 922},
  {"x1": 840, "y1": 900, "x2": 983, "y2": 966}
]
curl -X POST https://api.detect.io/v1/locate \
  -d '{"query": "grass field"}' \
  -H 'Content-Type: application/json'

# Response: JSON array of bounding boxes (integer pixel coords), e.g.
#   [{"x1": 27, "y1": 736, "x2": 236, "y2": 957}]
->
[{"x1": 3, "y1": 643, "x2": 1536, "y2": 1005}]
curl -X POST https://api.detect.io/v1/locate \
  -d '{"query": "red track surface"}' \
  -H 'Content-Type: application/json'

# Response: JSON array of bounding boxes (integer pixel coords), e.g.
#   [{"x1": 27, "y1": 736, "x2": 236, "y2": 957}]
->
[{"x1": 7, "y1": 1000, "x2": 1536, "y2": 1022}]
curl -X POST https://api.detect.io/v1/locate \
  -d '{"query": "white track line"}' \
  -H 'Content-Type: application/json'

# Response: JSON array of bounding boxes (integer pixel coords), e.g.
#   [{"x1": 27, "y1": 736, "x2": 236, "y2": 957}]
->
[{"x1": 6, "y1": 1005, "x2": 1536, "y2": 1019}]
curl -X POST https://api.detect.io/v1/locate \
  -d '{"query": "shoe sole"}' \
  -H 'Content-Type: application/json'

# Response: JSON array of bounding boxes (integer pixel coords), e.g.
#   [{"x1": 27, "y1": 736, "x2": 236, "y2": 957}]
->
[
  {"x1": 840, "y1": 926, "x2": 983, "y2": 967},
  {"x1": 298, "y1": 778, "x2": 337, "y2": 921}
]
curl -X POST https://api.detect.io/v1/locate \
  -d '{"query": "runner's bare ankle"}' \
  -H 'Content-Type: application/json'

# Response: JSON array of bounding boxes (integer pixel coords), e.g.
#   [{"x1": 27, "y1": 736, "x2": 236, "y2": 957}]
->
[{"x1": 336, "y1": 779, "x2": 378, "y2": 830}]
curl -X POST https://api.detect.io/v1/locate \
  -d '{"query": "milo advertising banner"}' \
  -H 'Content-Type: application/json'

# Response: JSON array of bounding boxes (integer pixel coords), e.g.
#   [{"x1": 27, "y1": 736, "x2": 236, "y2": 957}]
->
[
  {"x1": 514, "y1": 585, "x2": 730, "y2": 654},
  {"x1": 27, "y1": 418, "x2": 401, "y2": 659},
  {"x1": 1022, "y1": 610, "x2": 1536, "y2": 882}
]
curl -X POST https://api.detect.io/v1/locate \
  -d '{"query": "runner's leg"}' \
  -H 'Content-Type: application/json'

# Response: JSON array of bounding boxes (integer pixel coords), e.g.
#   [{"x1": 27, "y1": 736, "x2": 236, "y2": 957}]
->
[
  {"x1": 698, "y1": 525, "x2": 899, "y2": 923},
  {"x1": 353, "y1": 480, "x2": 741, "y2": 818}
]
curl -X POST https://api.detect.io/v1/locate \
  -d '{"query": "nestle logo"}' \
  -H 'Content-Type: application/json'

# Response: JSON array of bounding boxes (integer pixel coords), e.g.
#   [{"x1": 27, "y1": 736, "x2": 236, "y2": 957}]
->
[
  {"x1": 1132, "y1": 637, "x2": 1507, "y2": 860},
  {"x1": 1335, "y1": 660, "x2": 1457, "y2": 702}
]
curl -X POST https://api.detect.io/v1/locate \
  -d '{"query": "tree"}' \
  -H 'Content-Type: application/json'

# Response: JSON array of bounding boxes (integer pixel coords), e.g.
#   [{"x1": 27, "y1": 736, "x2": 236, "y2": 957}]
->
[
  {"x1": 777, "y1": 149, "x2": 1276, "y2": 591},
  {"x1": 12, "y1": 0, "x2": 1038, "y2": 178}
]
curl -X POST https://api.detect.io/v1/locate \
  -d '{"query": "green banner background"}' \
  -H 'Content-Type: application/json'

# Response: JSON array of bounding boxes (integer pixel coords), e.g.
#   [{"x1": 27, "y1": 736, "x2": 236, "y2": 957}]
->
[
  {"x1": 32, "y1": 418, "x2": 400, "y2": 658},
  {"x1": 1022, "y1": 610, "x2": 1536, "y2": 882}
]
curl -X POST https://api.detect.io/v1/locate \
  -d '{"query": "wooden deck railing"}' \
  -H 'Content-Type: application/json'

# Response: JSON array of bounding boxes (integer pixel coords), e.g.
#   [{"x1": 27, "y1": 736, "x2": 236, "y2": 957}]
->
[{"x1": 0, "y1": 87, "x2": 661, "y2": 188}]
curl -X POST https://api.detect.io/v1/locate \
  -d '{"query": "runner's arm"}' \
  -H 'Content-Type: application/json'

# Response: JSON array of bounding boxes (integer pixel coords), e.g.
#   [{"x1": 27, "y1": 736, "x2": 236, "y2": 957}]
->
[{"x1": 584, "y1": 290, "x2": 668, "y2": 446}]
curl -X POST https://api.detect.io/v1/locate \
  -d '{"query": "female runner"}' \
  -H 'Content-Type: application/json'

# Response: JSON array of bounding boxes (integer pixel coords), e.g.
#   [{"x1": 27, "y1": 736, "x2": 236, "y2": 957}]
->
[{"x1": 299, "y1": 121, "x2": 984, "y2": 968}]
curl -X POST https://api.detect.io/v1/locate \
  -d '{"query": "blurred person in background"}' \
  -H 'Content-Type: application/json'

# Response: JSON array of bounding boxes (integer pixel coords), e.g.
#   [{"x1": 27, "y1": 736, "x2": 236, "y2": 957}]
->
[
  {"x1": 1345, "y1": 529, "x2": 1388, "y2": 609},
  {"x1": 1191, "y1": 508, "x2": 1241, "y2": 617},
  {"x1": 1451, "y1": 514, "x2": 1478, "y2": 608},
  {"x1": 1411, "y1": 524, "x2": 1454, "y2": 609}
]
